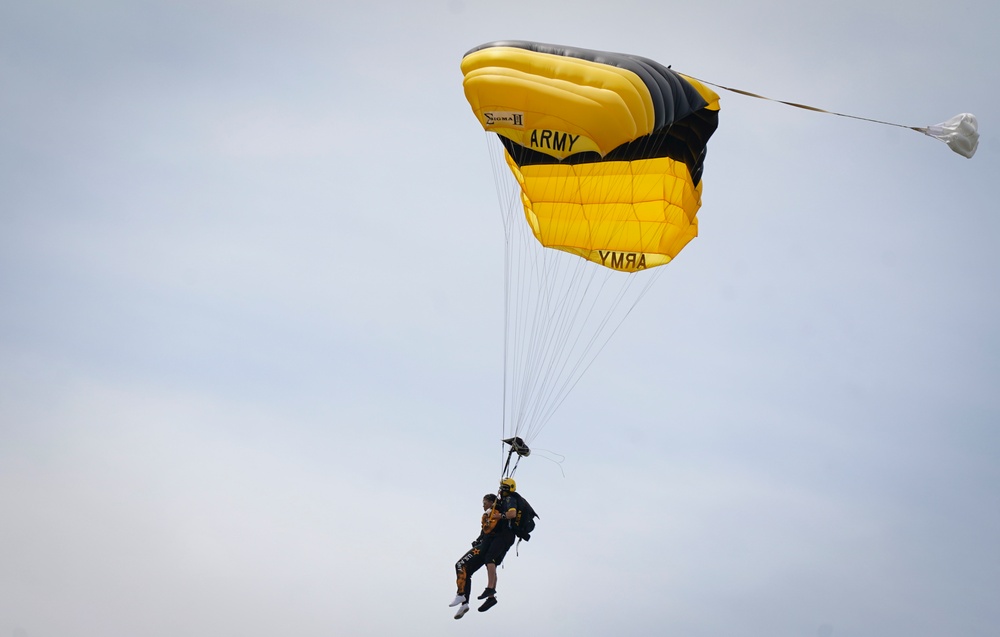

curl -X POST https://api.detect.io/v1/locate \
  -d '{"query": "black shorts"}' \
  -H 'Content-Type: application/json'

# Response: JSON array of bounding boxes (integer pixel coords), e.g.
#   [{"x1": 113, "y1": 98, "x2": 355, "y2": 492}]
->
[{"x1": 482, "y1": 531, "x2": 515, "y2": 565}]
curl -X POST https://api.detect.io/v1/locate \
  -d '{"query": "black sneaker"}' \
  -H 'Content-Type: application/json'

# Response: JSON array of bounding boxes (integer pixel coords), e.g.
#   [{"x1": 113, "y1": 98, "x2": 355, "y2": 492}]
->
[
  {"x1": 477, "y1": 587, "x2": 496, "y2": 600},
  {"x1": 478, "y1": 596, "x2": 498, "y2": 612}
]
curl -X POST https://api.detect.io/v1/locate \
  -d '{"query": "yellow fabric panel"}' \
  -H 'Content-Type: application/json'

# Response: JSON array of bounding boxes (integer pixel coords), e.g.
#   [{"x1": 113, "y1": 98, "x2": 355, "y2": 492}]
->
[
  {"x1": 462, "y1": 47, "x2": 656, "y2": 158},
  {"x1": 506, "y1": 153, "x2": 702, "y2": 271}
]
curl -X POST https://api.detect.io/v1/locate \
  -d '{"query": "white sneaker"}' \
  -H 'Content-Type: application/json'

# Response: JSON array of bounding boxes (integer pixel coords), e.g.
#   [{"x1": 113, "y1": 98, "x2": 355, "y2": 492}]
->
[
  {"x1": 449, "y1": 594, "x2": 467, "y2": 607},
  {"x1": 454, "y1": 603, "x2": 470, "y2": 619}
]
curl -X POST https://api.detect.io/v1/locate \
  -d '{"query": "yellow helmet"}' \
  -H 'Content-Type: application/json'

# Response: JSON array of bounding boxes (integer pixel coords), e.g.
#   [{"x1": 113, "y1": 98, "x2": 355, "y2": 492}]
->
[{"x1": 500, "y1": 477, "x2": 516, "y2": 492}]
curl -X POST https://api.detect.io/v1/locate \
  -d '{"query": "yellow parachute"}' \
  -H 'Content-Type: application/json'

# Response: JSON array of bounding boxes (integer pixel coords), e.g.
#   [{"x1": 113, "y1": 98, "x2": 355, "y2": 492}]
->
[
  {"x1": 461, "y1": 41, "x2": 720, "y2": 461},
  {"x1": 461, "y1": 41, "x2": 720, "y2": 272}
]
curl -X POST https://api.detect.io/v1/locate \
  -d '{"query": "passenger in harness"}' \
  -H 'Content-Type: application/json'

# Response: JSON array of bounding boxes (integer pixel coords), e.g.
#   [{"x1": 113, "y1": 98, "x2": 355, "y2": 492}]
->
[{"x1": 449, "y1": 493, "x2": 502, "y2": 619}]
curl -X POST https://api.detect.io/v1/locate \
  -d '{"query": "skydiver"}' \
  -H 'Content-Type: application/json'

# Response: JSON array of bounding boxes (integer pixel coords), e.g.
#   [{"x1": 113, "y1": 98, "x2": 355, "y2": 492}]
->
[{"x1": 450, "y1": 493, "x2": 502, "y2": 620}]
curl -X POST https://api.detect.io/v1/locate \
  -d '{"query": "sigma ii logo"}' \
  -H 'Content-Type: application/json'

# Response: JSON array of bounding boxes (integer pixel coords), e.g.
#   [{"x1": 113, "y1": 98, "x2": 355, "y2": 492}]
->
[{"x1": 484, "y1": 111, "x2": 524, "y2": 128}]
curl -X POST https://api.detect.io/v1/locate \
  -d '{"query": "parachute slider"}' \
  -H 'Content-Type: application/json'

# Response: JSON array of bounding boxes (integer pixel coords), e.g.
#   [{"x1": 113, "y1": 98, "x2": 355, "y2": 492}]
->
[{"x1": 503, "y1": 437, "x2": 531, "y2": 457}]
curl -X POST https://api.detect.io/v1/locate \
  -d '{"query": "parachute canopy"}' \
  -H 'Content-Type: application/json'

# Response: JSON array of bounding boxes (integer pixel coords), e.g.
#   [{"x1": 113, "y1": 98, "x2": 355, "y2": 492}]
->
[{"x1": 461, "y1": 41, "x2": 720, "y2": 272}]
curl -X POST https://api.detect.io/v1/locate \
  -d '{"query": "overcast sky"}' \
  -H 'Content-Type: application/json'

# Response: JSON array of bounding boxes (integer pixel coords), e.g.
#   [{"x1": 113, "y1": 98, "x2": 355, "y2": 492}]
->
[{"x1": 2, "y1": 1, "x2": 998, "y2": 636}]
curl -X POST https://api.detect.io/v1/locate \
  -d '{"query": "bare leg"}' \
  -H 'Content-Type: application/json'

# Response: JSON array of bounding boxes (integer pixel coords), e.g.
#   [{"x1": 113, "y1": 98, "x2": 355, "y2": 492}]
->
[{"x1": 486, "y1": 563, "x2": 497, "y2": 589}]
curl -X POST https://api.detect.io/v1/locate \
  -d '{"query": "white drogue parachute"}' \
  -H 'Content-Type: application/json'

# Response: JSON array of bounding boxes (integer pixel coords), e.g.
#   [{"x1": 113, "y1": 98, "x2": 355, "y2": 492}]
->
[{"x1": 920, "y1": 113, "x2": 979, "y2": 158}]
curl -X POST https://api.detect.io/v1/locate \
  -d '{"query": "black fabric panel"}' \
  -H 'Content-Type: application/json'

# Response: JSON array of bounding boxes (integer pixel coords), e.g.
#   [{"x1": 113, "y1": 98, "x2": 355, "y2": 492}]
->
[{"x1": 501, "y1": 109, "x2": 718, "y2": 186}]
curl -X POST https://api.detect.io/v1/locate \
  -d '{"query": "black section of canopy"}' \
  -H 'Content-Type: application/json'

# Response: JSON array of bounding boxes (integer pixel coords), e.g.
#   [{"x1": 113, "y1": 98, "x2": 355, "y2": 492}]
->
[{"x1": 500, "y1": 108, "x2": 717, "y2": 187}]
